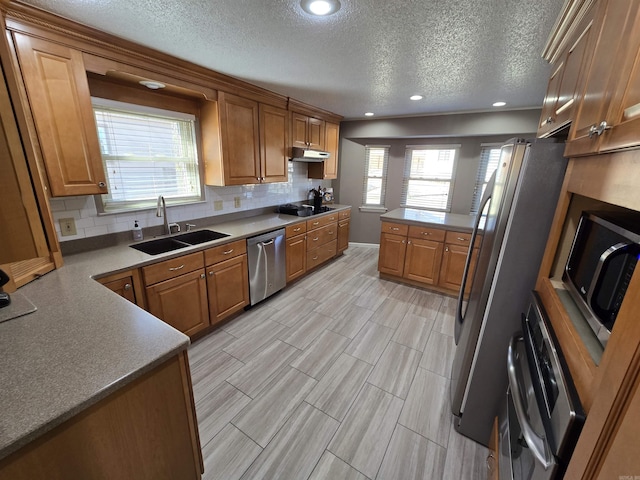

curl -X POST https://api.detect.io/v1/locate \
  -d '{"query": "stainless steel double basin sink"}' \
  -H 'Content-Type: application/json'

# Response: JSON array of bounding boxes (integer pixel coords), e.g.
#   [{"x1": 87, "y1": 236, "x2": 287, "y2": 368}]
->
[{"x1": 130, "y1": 230, "x2": 230, "y2": 255}]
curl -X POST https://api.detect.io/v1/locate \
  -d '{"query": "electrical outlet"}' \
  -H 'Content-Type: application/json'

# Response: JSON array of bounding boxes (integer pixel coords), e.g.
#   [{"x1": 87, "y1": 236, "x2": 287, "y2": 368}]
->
[
  {"x1": 234, "y1": 197, "x2": 241, "y2": 208},
  {"x1": 59, "y1": 218, "x2": 77, "y2": 236},
  {"x1": 214, "y1": 200, "x2": 223, "y2": 211}
]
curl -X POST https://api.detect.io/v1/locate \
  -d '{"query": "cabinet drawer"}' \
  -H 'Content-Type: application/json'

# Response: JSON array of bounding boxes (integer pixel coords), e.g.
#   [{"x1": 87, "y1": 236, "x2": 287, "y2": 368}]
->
[
  {"x1": 142, "y1": 252, "x2": 204, "y2": 286},
  {"x1": 445, "y1": 230, "x2": 476, "y2": 246},
  {"x1": 307, "y1": 213, "x2": 337, "y2": 230},
  {"x1": 408, "y1": 225, "x2": 446, "y2": 241},
  {"x1": 306, "y1": 223, "x2": 337, "y2": 249},
  {"x1": 381, "y1": 222, "x2": 408, "y2": 236},
  {"x1": 307, "y1": 239, "x2": 337, "y2": 270},
  {"x1": 204, "y1": 239, "x2": 246, "y2": 265},
  {"x1": 338, "y1": 209, "x2": 351, "y2": 220},
  {"x1": 286, "y1": 222, "x2": 307, "y2": 238}
]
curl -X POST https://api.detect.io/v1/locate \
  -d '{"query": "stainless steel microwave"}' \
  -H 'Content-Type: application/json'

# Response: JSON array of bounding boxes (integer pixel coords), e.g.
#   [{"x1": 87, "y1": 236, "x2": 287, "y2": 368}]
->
[{"x1": 563, "y1": 210, "x2": 640, "y2": 347}]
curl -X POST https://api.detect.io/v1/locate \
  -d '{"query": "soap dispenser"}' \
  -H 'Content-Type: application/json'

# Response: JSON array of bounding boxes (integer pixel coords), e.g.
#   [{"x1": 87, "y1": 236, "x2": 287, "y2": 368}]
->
[{"x1": 132, "y1": 220, "x2": 143, "y2": 241}]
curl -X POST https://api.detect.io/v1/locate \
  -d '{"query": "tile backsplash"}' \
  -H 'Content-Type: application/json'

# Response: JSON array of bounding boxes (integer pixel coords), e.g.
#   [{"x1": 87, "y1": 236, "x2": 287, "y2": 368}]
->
[{"x1": 50, "y1": 162, "x2": 331, "y2": 242}]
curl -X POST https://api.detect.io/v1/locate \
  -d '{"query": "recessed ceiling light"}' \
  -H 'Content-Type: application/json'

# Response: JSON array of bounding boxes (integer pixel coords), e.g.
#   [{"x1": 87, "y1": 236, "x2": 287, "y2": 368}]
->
[
  {"x1": 365, "y1": 112, "x2": 374, "y2": 117},
  {"x1": 300, "y1": 0, "x2": 341, "y2": 16},
  {"x1": 410, "y1": 95, "x2": 423, "y2": 101},
  {"x1": 139, "y1": 80, "x2": 166, "y2": 90},
  {"x1": 493, "y1": 101, "x2": 506, "y2": 107}
]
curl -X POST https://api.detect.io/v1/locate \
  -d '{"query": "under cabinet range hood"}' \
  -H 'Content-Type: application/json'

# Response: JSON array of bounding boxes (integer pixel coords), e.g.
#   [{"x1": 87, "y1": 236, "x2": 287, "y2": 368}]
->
[{"x1": 290, "y1": 147, "x2": 330, "y2": 162}]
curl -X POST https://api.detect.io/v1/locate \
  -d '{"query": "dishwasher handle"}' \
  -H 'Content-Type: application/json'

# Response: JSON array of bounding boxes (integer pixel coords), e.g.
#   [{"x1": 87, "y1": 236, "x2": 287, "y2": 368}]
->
[{"x1": 260, "y1": 239, "x2": 275, "y2": 246}]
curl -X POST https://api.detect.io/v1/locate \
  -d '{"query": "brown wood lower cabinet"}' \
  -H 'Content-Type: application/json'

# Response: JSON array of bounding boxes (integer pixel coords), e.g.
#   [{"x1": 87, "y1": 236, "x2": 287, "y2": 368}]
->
[
  {"x1": 97, "y1": 269, "x2": 146, "y2": 308},
  {"x1": 378, "y1": 233, "x2": 407, "y2": 276},
  {"x1": 0, "y1": 352, "x2": 203, "y2": 480},
  {"x1": 439, "y1": 243, "x2": 480, "y2": 294},
  {"x1": 404, "y1": 238, "x2": 443, "y2": 285},
  {"x1": 286, "y1": 233, "x2": 306, "y2": 282},
  {"x1": 206, "y1": 254, "x2": 249, "y2": 326},
  {"x1": 488, "y1": 416, "x2": 499, "y2": 480},
  {"x1": 337, "y1": 218, "x2": 350, "y2": 253}
]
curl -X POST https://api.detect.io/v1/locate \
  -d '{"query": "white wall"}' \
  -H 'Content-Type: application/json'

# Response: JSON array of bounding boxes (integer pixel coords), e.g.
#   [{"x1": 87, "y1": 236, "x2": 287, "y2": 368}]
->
[{"x1": 50, "y1": 162, "x2": 330, "y2": 242}]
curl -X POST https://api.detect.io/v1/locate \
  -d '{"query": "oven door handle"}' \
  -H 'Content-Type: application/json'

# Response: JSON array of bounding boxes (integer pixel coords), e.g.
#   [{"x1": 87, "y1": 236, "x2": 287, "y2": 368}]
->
[{"x1": 507, "y1": 335, "x2": 554, "y2": 469}]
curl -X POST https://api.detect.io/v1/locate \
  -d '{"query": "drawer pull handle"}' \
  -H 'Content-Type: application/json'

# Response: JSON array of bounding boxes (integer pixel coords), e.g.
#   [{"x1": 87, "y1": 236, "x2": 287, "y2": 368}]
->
[
  {"x1": 328, "y1": 231, "x2": 334, "y2": 235},
  {"x1": 313, "y1": 255, "x2": 319, "y2": 260},
  {"x1": 422, "y1": 232, "x2": 432, "y2": 235},
  {"x1": 124, "y1": 283, "x2": 131, "y2": 291},
  {"x1": 457, "y1": 237, "x2": 467, "y2": 241},
  {"x1": 169, "y1": 264, "x2": 185, "y2": 271},
  {"x1": 312, "y1": 237, "x2": 319, "y2": 241},
  {"x1": 391, "y1": 227, "x2": 399, "y2": 231},
  {"x1": 312, "y1": 222, "x2": 320, "y2": 226},
  {"x1": 294, "y1": 227, "x2": 301, "y2": 232},
  {"x1": 223, "y1": 249, "x2": 234, "y2": 254}
]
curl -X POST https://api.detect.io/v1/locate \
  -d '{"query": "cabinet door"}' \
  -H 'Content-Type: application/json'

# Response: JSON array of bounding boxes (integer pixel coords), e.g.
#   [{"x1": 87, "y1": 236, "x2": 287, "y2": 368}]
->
[
  {"x1": 259, "y1": 103, "x2": 288, "y2": 182},
  {"x1": 538, "y1": 57, "x2": 564, "y2": 136},
  {"x1": 286, "y1": 233, "x2": 306, "y2": 282},
  {"x1": 439, "y1": 244, "x2": 480, "y2": 294},
  {"x1": 12, "y1": 33, "x2": 107, "y2": 196},
  {"x1": 146, "y1": 269, "x2": 209, "y2": 337},
  {"x1": 378, "y1": 233, "x2": 406, "y2": 276},
  {"x1": 102, "y1": 276, "x2": 137, "y2": 304},
  {"x1": 307, "y1": 116, "x2": 325, "y2": 150},
  {"x1": 218, "y1": 92, "x2": 260, "y2": 185},
  {"x1": 403, "y1": 238, "x2": 443, "y2": 285},
  {"x1": 308, "y1": 121, "x2": 339, "y2": 180},
  {"x1": 207, "y1": 254, "x2": 249, "y2": 325},
  {"x1": 291, "y1": 112, "x2": 308, "y2": 149},
  {"x1": 566, "y1": 1, "x2": 639, "y2": 156},
  {"x1": 337, "y1": 219, "x2": 350, "y2": 253}
]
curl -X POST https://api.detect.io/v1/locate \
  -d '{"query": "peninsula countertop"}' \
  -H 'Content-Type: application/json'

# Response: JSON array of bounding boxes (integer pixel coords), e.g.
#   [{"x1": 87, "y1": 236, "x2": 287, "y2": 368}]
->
[
  {"x1": 380, "y1": 208, "x2": 477, "y2": 232},
  {"x1": 0, "y1": 205, "x2": 349, "y2": 461}
]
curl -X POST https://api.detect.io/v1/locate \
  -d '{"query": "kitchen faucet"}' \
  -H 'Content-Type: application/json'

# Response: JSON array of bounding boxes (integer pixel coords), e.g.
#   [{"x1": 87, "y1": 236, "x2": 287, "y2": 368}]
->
[{"x1": 156, "y1": 195, "x2": 180, "y2": 235}]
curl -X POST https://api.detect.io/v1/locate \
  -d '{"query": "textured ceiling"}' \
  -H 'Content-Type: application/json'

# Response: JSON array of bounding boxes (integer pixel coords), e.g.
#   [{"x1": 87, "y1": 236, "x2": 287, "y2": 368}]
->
[{"x1": 17, "y1": 0, "x2": 563, "y2": 120}]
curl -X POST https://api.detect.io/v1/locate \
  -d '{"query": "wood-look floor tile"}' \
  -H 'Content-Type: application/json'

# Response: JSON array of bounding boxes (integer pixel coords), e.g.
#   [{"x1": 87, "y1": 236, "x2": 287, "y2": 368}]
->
[
  {"x1": 354, "y1": 279, "x2": 395, "y2": 311},
  {"x1": 232, "y1": 366, "x2": 316, "y2": 447},
  {"x1": 188, "y1": 330, "x2": 236, "y2": 369},
  {"x1": 240, "y1": 403, "x2": 339, "y2": 480},
  {"x1": 226, "y1": 340, "x2": 301, "y2": 398},
  {"x1": 308, "y1": 451, "x2": 367, "y2": 480},
  {"x1": 271, "y1": 295, "x2": 321, "y2": 327},
  {"x1": 195, "y1": 381, "x2": 251, "y2": 448},
  {"x1": 433, "y1": 296, "x2": 456, "y2": 337},
  {"x1": 388, "y1": 282, "x2": 418, "y2": 303},
  {"x1": 313, "y1": 291, "x2": 355, "y2": 316},
  {"x1": 367, "y1": 341, "x2": 422, "y2": 399},
  {"x1": 376, "y1": 424, "x2": 447, "y2": 480},
  {"x1": 266, "y1": 286, "x2": 307, "y2": 310},
  {"x1": 305, "y1": 353, "x2": 373, "y2": 421},
  {"x1": 327, "y1": 383, "x2": 404, "y2": 479},
  {"x1": 328, "y1": 304, "x2": 373, "y2": 339},
  {"x1": 223, "y1": 304, "x2": 277, "y2": 337},
  {"x1": 279, "y1": 311, "x2": 335, "y2": 350},
  {"x1": 420, "y1": 330, "x2": 455, "y2": 378},
  {"x1": 369, "y1": 297, "x2": 412, "y2": 329},
  {"x1": 201, "y1": 423, "x2": 261, "y2": 480},
  {"x1": 191, "y1": 350, "x2": 244, "y2": 401},
  {"x1": 222, "y1": 319, "x2": 289, "y2": 363},
  {"x1": 336, "y1": 273, "x2": 377, "y2": 297},
  {"x1": 290, "y1": 329, "x2": 351, "y2": 380},
  {"x1": 344, "y1": 321, "x2": 395, "y2": 365},
  {"x1": 443, "y1": 421, "x2": 491, "y2": 480},
  {"x1": 392, "y1": 313, "x2": 434, "y2": 352},
  {"x1": 399, "y1": 368, "x2": 451, "y2": 448},
  {"x1": 408, "y1": 291, "x2": 444, "y2": 320}
]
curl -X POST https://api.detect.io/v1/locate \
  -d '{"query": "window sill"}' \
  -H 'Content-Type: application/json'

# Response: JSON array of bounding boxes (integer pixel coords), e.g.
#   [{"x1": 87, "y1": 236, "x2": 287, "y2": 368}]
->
[{"x1": 359, "y1": 206, "x2": 388, "y2": 213}]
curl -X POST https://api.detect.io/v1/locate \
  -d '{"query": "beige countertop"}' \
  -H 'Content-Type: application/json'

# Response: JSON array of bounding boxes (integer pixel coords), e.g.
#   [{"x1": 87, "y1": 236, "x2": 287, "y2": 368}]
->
[
  {"x1": 0, "y1": 206, "x2": 349, "y2": 461},
  {"x1": 380, "y1": 208, "x2": 476, "y2": 232}
]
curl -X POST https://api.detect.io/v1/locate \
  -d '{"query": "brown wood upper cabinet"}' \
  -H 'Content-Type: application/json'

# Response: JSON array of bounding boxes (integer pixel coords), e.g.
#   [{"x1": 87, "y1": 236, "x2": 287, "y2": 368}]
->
[
  {"x1": 202, "y1": 91, "x2": 288, "y2": 185},
  {"x1": 291, "y1": 112, "x2": 325, "y2": 151},
  {"x1": 308, "y1": 121, "x2": 340, "y2": 180},
  {"x1": 537, "y1": 3, "x2": 597, "y2": 138},
  {"x1": 11, "y1": 33, "x2": 107, "y2": 196},
  {"x1": 565, "y1": 1, "x2": 640, "y2": 156}
]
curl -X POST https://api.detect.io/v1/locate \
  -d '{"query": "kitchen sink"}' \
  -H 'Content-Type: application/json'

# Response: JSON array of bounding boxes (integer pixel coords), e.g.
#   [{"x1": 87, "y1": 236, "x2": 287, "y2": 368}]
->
[
  {"x1": 130, "y1": 230, "x2": 231, "y2": 255},
  {"x1": 174, "y1": 230, "x2": 230, "y2": 245}
]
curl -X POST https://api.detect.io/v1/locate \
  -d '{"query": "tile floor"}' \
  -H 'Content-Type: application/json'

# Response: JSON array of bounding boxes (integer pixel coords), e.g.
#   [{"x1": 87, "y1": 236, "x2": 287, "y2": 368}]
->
[{"x1": 188, "y1": 244, "x2": 489, "y2": 480}]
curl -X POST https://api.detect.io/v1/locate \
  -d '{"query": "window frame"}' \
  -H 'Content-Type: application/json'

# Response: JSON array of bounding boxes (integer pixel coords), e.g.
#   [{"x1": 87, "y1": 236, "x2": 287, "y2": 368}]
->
[
  {"x1": 361, "y1": 144, "x2": 390, "y2": 211},
  {"x1": 401, "y1": 144, "x2": 460, "y2": 212},
  {"x1": 470, "y1": 143, "x2": 503, "y2": 214},
  {"x1": 91, "y1": 97, "x2": 205, "y2": 215}
]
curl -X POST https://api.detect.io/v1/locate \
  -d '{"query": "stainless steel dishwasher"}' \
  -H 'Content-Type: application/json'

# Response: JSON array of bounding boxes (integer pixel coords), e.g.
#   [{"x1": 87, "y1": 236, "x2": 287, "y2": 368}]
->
[{"x1": 246, "y1": 228, "x2": 286, "y2": 305}]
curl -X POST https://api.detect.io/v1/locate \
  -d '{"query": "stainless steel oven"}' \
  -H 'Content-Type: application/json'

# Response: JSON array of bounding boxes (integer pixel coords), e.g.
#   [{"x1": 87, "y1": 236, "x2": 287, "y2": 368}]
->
[{"x1": 499, "y1": 292, "x2": 585, "y2": 480}]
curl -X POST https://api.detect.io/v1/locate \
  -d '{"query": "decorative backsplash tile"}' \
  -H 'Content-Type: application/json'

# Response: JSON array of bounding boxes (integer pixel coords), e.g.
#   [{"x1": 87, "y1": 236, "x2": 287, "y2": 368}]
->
[{"x1": 50, "y1": 162, "x2": 331, "y2": 241}]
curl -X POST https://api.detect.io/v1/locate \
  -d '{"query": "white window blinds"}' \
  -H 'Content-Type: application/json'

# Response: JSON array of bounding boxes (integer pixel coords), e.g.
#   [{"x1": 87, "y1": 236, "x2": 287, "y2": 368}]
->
[
  {"x1": 470, "y1": 145, "x2": 502, "y2": 214},
  {"x1": 362, "y1": 145, "x2": 390, "y2": 207},
  {"x1": 401, "y1": 146, "x2": 459, "y2": 211},
  {"x1": 92, "y1": 98, "x2": 202, "y2": 213}
]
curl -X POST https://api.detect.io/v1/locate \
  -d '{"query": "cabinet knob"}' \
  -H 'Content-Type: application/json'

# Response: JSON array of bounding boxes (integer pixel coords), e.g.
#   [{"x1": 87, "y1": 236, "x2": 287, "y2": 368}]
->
[
  {"x1": 546, "y1": 116, "x2": 554, "y2": 124},
  {"x1": 588, "y1": 124, "x2": 599, "y2": 138},
  {"x1": 208, "y1": 271, "x2": 214, "y2": 276},
  {"x1": 596, "y1": 120, "x2": 611, "y2": 136},
  {"x1": 445, "y1": 247, "x2": 449, "y2": 252},
  {"x1": 98, "y1": 181, "x2": 106, "y2": 188},
  {"x1": 124, "y1": 283, "x2": 131, "y2": 291},
  {"x1": 201, "y1": 273, "x2": 206, "y2": 279}
]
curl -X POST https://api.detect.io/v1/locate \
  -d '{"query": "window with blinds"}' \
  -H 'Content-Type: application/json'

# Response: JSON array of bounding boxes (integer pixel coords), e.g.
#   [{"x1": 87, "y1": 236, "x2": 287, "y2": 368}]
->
[
  {"x1": 92, "y1": 98, "x2": 203, "y2": 213},
  {"x1": 401, "y1": 145, "x2": 459, "y2": 211},
  {"x1": 470, "y1": 145, "x2": 502, "y2": 214},
  {"x1": 362, "y1": 145, "x2": 390, "y2": 207}
]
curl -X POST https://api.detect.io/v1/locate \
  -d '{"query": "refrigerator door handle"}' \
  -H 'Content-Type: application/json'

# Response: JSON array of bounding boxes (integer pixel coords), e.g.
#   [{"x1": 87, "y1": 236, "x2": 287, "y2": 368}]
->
[{"x1": 455, "y1": 171, "x2": 496, "y2": 344}]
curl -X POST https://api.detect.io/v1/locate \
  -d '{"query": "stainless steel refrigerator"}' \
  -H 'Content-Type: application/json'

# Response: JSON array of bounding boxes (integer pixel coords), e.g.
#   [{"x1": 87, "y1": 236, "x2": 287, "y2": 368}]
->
[{"x1": 450, "y1": 138, "x2": 567, "y2": 446}]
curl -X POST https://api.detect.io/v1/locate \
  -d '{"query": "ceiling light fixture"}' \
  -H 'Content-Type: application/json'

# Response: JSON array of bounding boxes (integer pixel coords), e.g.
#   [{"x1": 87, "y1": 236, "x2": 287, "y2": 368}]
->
[
  {"x1": 300, "y1": 0, "x2": 341, "y2": 16},
  {"x1": 139, "y1": 80, "x2": 166, "y2": 90},
  {"x1": 365, "y1": 112, "x2": 374, "y2": 117},
  {"x1": 410, "y1": 95, "x2": 423, "y2": 101},
  {"x1": 493, "y1": 101, "x2": 506, "y2": 107}
]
